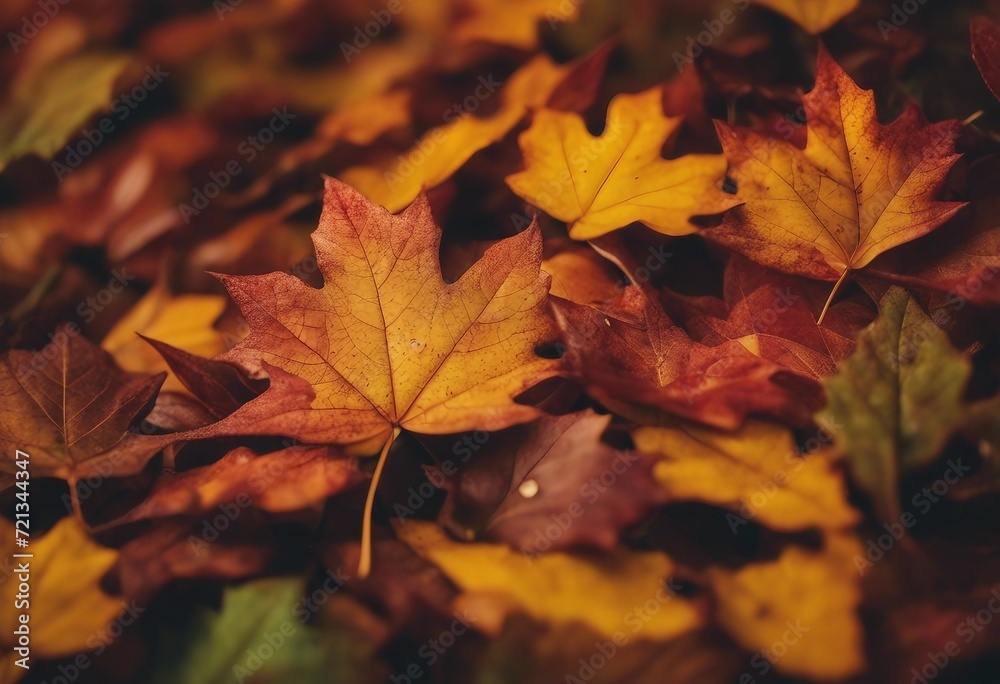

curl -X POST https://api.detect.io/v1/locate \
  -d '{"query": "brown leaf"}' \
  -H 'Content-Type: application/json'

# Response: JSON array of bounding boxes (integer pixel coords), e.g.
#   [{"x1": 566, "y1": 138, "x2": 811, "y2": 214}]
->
[
  {"x1": 117, "y1": 444, "x2": 362, "y2": 524},
  {"x1": 430, "y1": 410, "x2": 665, "y2": 552},
  {"x1": 0, "y1": 326, "x2": 169, "y2": 491},
  {"x1": 551, "y1": 287, "x2": 822, "y2": 430}
]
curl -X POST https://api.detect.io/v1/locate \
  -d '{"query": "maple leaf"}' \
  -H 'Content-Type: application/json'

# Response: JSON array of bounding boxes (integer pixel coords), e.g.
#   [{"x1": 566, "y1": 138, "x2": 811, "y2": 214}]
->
[
  {"x1": 709, "y1": 46, "x2": 966, "y2": 322},
  {"x1": 429, "y1": 410, "x2": 665, "y2": 551},
  {"x1": 339, "y1": 48, "x2": 609, "y2": 212},
  {"x1": 818, "y1": 287, "x2": 971, "y2": 523},
  {"x1": 633, "y1": 418, "x2": 859, "y2": 533},
  {"x1": 674, "y1": 256, "x2": 874, "y2": 378},
  {"x1": 0, "y1": 327, "x2": 169, "y2": 506},
  {"x1": 551, "y1": 286, "x2": 822, "y2": 430},
  {"x1": 397, "y1": 520, "x2": 704, "y2": 640},
  {"x1": 102, "y1": 284, "x2": 228, "y2": 393},
  {"x1": 0, "y1": 517, "x2": 123, "y2": 665},
  {"x1": 196, "y1": 178, "x2": 562, "y2": 443},
  {"x1": 863, "y1": 155, "x2": 1000, "y2": 305},
  {"x1": 751, "y1": 0, "x2": 861, "y2": 34},
  {"x1": 506, "y1": 85, "x2": 739, "y2": 240},
  {"x1": 184, "y1": 178, "x2": 563, "y2": 574},
  {"x1": 144, "y1": 338, "x2": 265, "y2": 420},
  {"x1": 708, "y1": 533, "x2": 865, "y2": 679}
]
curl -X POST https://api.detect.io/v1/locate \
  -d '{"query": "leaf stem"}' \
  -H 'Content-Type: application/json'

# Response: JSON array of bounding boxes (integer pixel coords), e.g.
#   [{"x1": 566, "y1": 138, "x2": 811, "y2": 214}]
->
[
  {"x1": 68, "y1": 475, "x2": 87, "y2": 529},
  {"x1": 818, "y1": 268, "x2": 851, "y2": 325},
  {"x1": 359, "y1": 427, "x2": 400, "y2": 579}
]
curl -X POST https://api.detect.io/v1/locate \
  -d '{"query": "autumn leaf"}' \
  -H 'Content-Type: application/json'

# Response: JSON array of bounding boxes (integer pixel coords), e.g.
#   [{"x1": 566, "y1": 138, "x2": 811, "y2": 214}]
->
[
  {"x1": 864, "y1": 155, "x2": 1000, "y2": 305},
  {"x1": 142, "y1": 577, "x2": 384, "y2": 684},
  {"x1": 116, "y1": 444, "x2": 362, "y2": 525},
  {"x1": 340, "y1": 48, "x2": 608, "y2": 212},
  {"x1": 0, "y1": 327, "x2": 168, "y2": 500},
  {"x1": 972, "y1": 15, "x2": 1000, "y2": 103},
  {"x1": 144, "y1": 338, "x2": 264, "y2": 419},
  {"x1": 752, "y1": 0, "x2": 861, "y2": 34},
  {"x1": 818, "y1": 287, "x2": 971, "y2": 523},
  {"x1": 184, "y1": 178, "x2": 563, "y2": 574},
  {"x1": 947, "y1": 395, "x2": 1000, "y2": 501},
  {"x1": 102, "y1": 284, "x2": 228, "y2": 393},
  {"x1": 674, "y1": 256, "x2": 874, "y2": 378},
  {"x1": 0, "y1": 52, "x2": 130, "y2": 171},
  {"x1": 507, "y1": 85, "x2": 738, "y2": 240},
  {"x1": 115, "y1": 520, "x2": 274, "y2": 602},
  {"x1": 633, "y1": 418, "x2": 859, "y2": 533},
  {"x1": 431, "y1": 410, "x2": 665, "y2": 551},
  {"x1": 1, "y1": 517, "x2": 124, "y2": 667},
  {"x1": 541, "y1": 238, "x2": 625, "y2": 304},
  {"x1": 551, "y1": 285, "x2": 822, "y2": 429},
  {"x1": 709, "y1": 46, "x2": 965, "y2": 322},
  {"x1": 708, "y1": 533, "x2": 866, "y2": 679},
  {"x1": 193, "y1": 178, "x2": 562, "y2": 445},
  {"x1": 453, "y1": 0, "x2": 580, "y2": 49},
  {"x1": 397, "y1": 520, "x2": 704, "y2": 640}
]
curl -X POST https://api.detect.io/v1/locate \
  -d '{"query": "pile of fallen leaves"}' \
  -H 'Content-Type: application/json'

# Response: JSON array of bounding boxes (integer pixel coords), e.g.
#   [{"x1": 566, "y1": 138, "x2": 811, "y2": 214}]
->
[{"x1": 2, "y1": 0, "x2": 1000, "y2": 682}]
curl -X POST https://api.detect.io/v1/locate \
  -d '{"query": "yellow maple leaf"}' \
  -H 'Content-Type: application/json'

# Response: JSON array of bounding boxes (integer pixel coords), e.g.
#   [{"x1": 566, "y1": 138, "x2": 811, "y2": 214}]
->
[
  {"x1": 710, "y1": 46, "x2": 965, "y2": 322},
  {"x1": 633, "y1": 419, "x2": 859, "y2": 533},
  {"x1": 1, "y1": 517, "x2": 124, "y2": 671},
  {"x1": 507, "y1": 85, "x2": 739, "y2": 240},
  {"x1": 708, "y1": 533, "x2": 865, "y2": 679},
  {"x1": 397, "y1": 520, "x2": 703, "y2": 640},
  {"x1": 752, "y1": 0, "x2": 860, "y2": 33},
  {"x1": 102, "y1": 285, "x2": 228, "y2": 393},
  {"x1": 339, "y1": 54, "x2": 587, "y2": 212}
]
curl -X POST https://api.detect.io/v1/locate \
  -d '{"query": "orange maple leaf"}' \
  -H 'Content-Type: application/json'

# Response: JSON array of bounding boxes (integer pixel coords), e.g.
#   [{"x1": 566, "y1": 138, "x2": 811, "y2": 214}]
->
[
  {"x1": 183, "y1": 178, "x2": 564, "y2": 574},
  {"x1": 709, "y1": 46, "x2": 966, "y2": 322}
]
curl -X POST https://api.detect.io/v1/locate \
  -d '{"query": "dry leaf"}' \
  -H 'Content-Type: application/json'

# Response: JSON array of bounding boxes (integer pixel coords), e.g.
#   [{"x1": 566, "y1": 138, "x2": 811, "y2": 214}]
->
[{"x1": 507, "y1": 85, "x2": 738, "y2": 240}]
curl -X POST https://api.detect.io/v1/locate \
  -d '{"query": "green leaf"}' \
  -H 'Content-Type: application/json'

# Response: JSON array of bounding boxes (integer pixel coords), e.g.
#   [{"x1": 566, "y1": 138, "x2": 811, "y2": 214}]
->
[
  {"x1": 0, "y1": 52, "x2": 130, "y2": 171},
  {"x1": 818, "y1": 287, "x2": 970, "y2": 522},
  {"x1": 146, "y1": 576, "x2": 381, "y2": 684}
]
